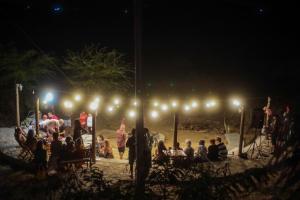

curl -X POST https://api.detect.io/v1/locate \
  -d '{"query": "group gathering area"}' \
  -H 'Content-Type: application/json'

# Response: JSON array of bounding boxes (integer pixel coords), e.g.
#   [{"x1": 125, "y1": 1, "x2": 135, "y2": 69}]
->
[{"x1": 0, "y1": 0, "x2": 299, "y2": 199}]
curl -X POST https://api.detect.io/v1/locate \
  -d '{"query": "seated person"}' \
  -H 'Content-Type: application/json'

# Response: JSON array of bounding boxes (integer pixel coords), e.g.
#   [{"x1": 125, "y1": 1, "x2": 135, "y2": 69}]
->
[
  {"x1": 14, "y1": 127, "x2": 27, "y2": 145},
  {"x1": 207, "y1": 139, "x2": 219, "y2": 161},
  {"x1": 61, "y1": 136, "x2": 75, "y2": 160},
  {"x1": 58, "y1": 119, "x2": 66, "y2": 134},
  {"x1": 175, "y1": 142, "x2": 183, "y2": 150},
  {"x1": 25, "y1": 129, "x2": 38, "y2": 153},
  {"x1": 48, "y1": 112, "x2": 59, "y2": 120},
  {"x1": 34, "y1": 140, "x2": 48, "y2": 170},
  {"x1": 216, "y1": 137, "x2": 228, "y2": 160},
  {"x1": 50, "y1": 132, "x2": 62, "y2": 163},
  {"x1": 96, "y1": 135, "x2": 105, "y2": 156},
  {"x1": 102, "y1": 139, "x2": 114, "y2": 159},
  {"x1": 39, "y1": 114, "x2": 49, "y2": 132},
  {"x1": 154, "y1": 140, "x2": 168, "y2": 162},
  {"x1": 74, "y1": 138, "x2": 85, "y2": 159},
  {"x1": 183, "y1": 139, "x2": 194, "y2": 160},
  {"x1": 195, "y1": 140, "x2": 208, "y2": 162}
]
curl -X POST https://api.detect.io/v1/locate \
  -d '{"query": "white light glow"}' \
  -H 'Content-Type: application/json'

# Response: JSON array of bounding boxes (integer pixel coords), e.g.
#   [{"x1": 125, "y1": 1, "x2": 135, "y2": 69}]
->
[
  {"x1": 153, "y1": 101, "x2": 159, "y2": 107},
  {"x1": 232, "y1": 99, "x2": 241, "y2": 107},
  {"x1": 74, "y1": 94, "x2": 81, "y2": 101},
  {"x1": 161, "y1": 104, "x2": 169, "y2": 112},
  {"x1": 45, "y1": 92, "x2": 54, "y2": 102},
  {"x1": 171, "y1": 101, "x2": 178, "y2": 108},
  {"x1": 128, "y1": 110, "x2": 136, "y2": 118},
  {"x1": 150, "y1": 110, "x2": 159, "y2": 119},
  {"x1": 113, "y1": 98, "x2": 121, "y2": 105},
  {"x1": 184, "y1": 104, "x2": 191, "y2": 111},
  {"x1": 107, "y1": 105, "x2": 114, "y2": 113},
  {"x1": 64, "y1": 100, "x2": 73, "y2": 109},
  {"x1": 206, "y1": 100, "x2": 217, "y2": 108},
  {"x1": 191, "y1": 101, "x2": 198, "y2": 108},
  {"x1": 89, "y1": 101, "x2": 98, "y2": 110}
]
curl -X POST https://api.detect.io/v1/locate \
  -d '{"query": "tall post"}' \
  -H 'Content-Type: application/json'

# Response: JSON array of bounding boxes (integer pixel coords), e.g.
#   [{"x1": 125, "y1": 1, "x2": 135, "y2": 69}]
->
[
  {"x1": 92, "y1": 112, "x2": 97, "y2": 163},
  {"x1": 135, "y1": 0, "x2": 145, "y2": 195},
  {"x1": 173, "y1": 112, "x2": 179, "y2": 149},
  {"x1": 238, "y1": 106, "x2": 245, "y2": 156},
  {"x1": 35, "y1": 96, "x2": 40, "y2": 137},
  {"x1": 16, "y1": 84, "x2": 20, "y2": 127}
]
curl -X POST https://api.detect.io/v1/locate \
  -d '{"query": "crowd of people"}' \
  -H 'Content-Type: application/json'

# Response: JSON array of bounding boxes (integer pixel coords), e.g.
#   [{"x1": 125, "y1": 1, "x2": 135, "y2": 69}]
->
[
  {"x1": 268, "y1": 105, "x2": 294, "y2": 154},
  {"x1": 154, "y1": 136, "x2": 228, "y2": 164}
]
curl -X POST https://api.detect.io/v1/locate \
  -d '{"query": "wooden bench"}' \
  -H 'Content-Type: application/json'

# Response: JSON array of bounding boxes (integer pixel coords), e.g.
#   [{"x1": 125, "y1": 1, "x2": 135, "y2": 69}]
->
[{"x1": 59, "y1": 148, "x2": 92, "y2": 171}]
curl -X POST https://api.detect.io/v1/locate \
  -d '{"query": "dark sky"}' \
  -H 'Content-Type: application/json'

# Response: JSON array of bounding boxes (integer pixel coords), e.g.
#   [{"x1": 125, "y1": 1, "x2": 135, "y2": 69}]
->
[{"x1": 0, "y1": 0, "x2": 298, "y2": 98}]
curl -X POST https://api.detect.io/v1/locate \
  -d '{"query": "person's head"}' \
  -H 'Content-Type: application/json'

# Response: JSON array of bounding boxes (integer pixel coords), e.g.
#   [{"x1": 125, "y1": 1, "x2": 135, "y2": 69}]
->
[
  {"x1": 27, "y1": 129, "x2": 35, "y2": 139},
  {"x1": 36, "y1": 140, "x2": 44, "y2": 151},
  {"x1": 158, "y1": 140, "x2": 166, "y2": 152},
  {"x1": 75, "y1": 138, "x2": 83, "y2": 149},
  {"x1": 15, "y1": 127, "x2": 22, "y2": 135},
  {"x1": 66, "y1": 136, "x2": 73, "y2": 144},
  {"x1": 210, "y1": 139, "x2": 216, "y2": 145},
  {"x1": 216, "y1": 137, "x2": 222, "y2": 144},
  {"x1": 59, "y1": 119, "x2": 64, "y2": 126},
  {"x1": 185, "y1": 139, "x2": 192, "y2": 147},
  {"x1": 48, "y1": 112, "x2": 53, "y2": 118},
  {"x1": 74, "y1": 119, "x2": 81, "y2": 129},
  {"x1": 199, "y1": 140, "x2": 205, "y2": 146},
  {"x1": 175, "y1": 142, "x2": 180, "y2": 148},
  {"x1": 99, "y1": 135, "x2": 104, "y2": 141},
  {"x1": 53, "y1": 132, "x2": 59, "y2": 141},
  {"x1": 131, "y1": 128, "x2": 136, "y2": 136},
  {"x1": 42, "y1": 114, "x2": 48, "y2": 120},
  {"x1": 104, "y1": 139, "x2": 110, "y2": 147}
]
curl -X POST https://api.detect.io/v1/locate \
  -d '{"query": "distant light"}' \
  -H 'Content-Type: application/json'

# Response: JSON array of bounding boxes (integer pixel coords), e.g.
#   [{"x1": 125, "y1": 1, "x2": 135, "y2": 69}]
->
[
  {"x1": 232, "y1": 99, "x2": 241, "y2": 107},
  {"x1": 113, "y1": 98, "x2": 121, "y2": 105},
  {"x1": 74, "y1": 94, "x2": 81, "y2": 101},
  {"x1": 128, "y1": 110, "x2": 136, "y2": 118},
  {"x1": 95, "y1": 96, "x2": 101, "y2": 103},
  {"x1": 43, "y1": 100, "x2": 48, "y2": 105},
  {"x1": 150, "y1": 110, "x2": 159, "y2": 119},
  {"x1": 64, "y1": 100, "x2": 73, "y2": 109},
  {"x1": 45, "y1": 92, "x2": 54, "y2": 102},
  {"x1": 184, "y1": 104, "x2": 191, "y2": 112},
  {"x1": 106, "y1": 105, "x2": 115, "y2": 113},
  {"x1": 206, "y1": 100, "x2": 217, "y2": 108},
  {"x1": 132, "y1": 99, "x2": 139, "y2": 107},
  {"x1": 89, "y1": 101, "x2": 98, "y2": 111},
  {"x1": 52, "y1": 3, "x2": 63, "y2": 14},
  {"x1": 171, "y1": 100, "x2": 178, "y2": 108},
  {"x1": 153, "y1": 101, "x2": 159, "y2": 107},
  {"x1": 161, "y1": 104, "x2": 169, "y2": 112},
  {"x1": 191, "y1": 100, "x2": 198, "y2": 108}
]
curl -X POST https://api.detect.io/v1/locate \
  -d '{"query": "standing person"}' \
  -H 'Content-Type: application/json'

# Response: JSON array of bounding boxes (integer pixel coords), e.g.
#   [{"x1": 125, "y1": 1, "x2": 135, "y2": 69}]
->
[
  {"x1": 116, "y1": 118, "x2": 126, "y2": 159},
  {"x1": 49, "y1": 132, "x2": 62, "y2": 171},
  {"x1": 270, "y1": 115, "x2": 280, "y2": 153},
  {"x1": 126, "y1": 129, "x2": 136, "y2": 179},
  {"x1": 79, "y1": 112, "x2": 88, "y2": 129},
  {"x1": 207, "y1": 139, "x2": 219, "y2": 161},
  {"x1": 73, "y1": 119, "x2": 83, "y2": 144},
  {"x1": 87, "y1": 113, "x2": 93, "y2": 133},
  {"x1": 183, "y1": 139, "x2": 194, "y2": 160},
  {"x1": 34, "y1": 140, "x2": 48, "y2": 171},
  {"x1": 144, "y1": 128, "x2": 153, "y2": 179},
  {"x1": 216, "y1": 137, "x2": 228, "y2": 160}
]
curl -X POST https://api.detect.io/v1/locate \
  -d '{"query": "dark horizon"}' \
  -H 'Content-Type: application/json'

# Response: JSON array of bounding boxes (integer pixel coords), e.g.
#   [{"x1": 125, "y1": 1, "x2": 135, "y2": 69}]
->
[{"x1": 0, "y1": 0, "x2": 298, "y2": 98}]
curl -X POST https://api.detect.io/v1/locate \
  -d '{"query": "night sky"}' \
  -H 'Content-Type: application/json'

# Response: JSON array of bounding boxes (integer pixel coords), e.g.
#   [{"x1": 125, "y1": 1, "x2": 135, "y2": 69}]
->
[{"x1": 0, "y1": 0, "x2": 298, "y2": 98}]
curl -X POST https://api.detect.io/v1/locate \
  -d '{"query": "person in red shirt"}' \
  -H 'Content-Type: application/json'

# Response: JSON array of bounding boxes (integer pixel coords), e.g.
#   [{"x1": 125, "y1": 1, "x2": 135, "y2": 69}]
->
[
  {"x1": 79, "y1": 112, "x2": 88, "y2": 129},
  {"x1": 48, "y1": 112, "x2": 59, "y2": 120}
]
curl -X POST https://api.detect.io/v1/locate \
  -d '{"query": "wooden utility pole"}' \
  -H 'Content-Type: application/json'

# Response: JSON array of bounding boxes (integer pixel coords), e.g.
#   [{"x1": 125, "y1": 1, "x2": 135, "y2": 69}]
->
[
  {"x1": 173, "y1": 112, "x2": 179, "y2": 149},
  {"x1": 134, "y1": 0, "x2": 145, "y2": 195},
  {"x1": 15, "y1": 84, "x2": 20, "y2": 127},
  {"x1": 92, "y1": 112, "x2": 97, "y2": 163},
  {"x1": 238, "y1": 106, "x2": 245, "y2": 156},
  {"x1": 33, "y1": 90, "x2": 39, "y2": 137}
]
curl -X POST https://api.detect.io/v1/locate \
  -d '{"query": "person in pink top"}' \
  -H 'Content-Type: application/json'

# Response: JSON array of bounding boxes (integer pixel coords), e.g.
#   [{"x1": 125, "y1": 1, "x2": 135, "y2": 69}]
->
[{"x1": 116, "y1": 118, "x2": 126, "y2": 159}]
